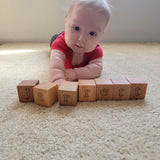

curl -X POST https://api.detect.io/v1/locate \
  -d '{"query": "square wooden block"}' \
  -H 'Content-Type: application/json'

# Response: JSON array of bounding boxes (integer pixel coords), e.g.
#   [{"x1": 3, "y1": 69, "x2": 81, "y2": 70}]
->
[
  {"x1": 33, "y1": 82, "x2": 58, "y2": 107},
  {"x1": 79, "y1": 80, "x2": 96, "y2": 101},
  {"x1": 95, "y1": 79, "x2": 113, "y2": 100},
  {"x1": 58, "y1": 81, "x2": 78, "y2": 106},
  {"x1": 111, "y1": 78, "x2": 131, "y2": 100},
  {"x1": 126, "y1": 78, "x2": 148, "y2": 99},
  {"x1": 17, "y1": 80, "x2": 39, "y2": 102}
]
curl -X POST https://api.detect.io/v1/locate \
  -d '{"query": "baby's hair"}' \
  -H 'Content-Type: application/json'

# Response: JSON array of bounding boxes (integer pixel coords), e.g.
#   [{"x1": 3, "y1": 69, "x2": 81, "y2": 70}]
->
[{"x1": 67, "y1": 0, "x2": 111, "y2": 27}]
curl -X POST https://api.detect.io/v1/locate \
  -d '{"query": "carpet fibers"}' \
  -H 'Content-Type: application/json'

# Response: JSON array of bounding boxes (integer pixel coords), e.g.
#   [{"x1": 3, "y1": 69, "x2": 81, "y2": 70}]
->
[{"x1": 0, "y1": 43, "x2": 160, "y2": 160}]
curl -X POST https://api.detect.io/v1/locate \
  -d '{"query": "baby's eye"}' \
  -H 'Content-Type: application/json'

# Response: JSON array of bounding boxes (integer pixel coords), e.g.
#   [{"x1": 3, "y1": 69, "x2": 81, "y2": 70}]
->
[
  {"x1": 74, "y1": 26, "x2": 80, "y2": 31},
  {"x1": 89, "y1": 32, "x2": 96, "y2": 37}
]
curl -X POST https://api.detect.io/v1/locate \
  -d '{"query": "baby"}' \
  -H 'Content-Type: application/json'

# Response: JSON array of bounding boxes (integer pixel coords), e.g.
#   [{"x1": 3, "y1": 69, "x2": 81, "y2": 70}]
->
[{"x1": 49, "y1": 0, "x2": 111, "y2": 85}]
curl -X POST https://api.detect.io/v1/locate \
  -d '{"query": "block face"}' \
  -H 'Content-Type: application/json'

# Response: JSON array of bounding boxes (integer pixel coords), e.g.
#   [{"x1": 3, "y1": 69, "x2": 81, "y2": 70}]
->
[
  {"x1": 17, "y1": 80, "x2": 39, "y2": 102},
  {"x1": 33, "y1": 82, "x2": 58, "y2": 107},
  {"x1": 95, "y1": 79, "x2": 113, "y2": 100},
  {"x1": 111, "y1": 78, "x2": 131, "y2": 100},
  {"x1": 58, "y1": 91, "x2": 77, "y2": 106},
  {"x1": 126, "y1": 78, "x2": 148, "y2": 99},
  {"x1": 34, "y1": 90, "x2": 48, "y2": 105},
  {"x1": 79, "y1": 80, "x2": 96, "y2": 101},
  {"x1": 58, "y1": 81, "x2": 78, "y2": 106}
]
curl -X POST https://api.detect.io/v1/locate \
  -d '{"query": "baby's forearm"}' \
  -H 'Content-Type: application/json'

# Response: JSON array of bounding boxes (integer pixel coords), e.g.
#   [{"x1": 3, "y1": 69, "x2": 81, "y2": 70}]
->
[
  {"x1": 74, "y1": 58, "x2": 103, "y2": 79},
  {"x1": 49, "y1": 50, "x2": 103, "y2": 83},
  {"x1": 49, "y1": 50, "x2": 66, "y2": 84}
]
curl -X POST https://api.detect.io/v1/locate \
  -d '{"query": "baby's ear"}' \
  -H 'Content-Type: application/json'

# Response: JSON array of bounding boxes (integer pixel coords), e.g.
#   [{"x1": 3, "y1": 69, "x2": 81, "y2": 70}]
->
[
  {"x1": 65, "y1": 17, "x2": 68, "y2": 24},
  {"x1": 101, "y1": 31, "x2": 105, "y2": 37},
  {"x1": 65, "y1": 18, "x2": 68, "y2": 27}
]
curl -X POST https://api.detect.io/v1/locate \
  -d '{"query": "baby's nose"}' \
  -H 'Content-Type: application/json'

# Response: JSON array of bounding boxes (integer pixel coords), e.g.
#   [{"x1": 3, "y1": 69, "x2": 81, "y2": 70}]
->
[{"x1": 78, "y1": 34, "x2": 86, "y2": 43}]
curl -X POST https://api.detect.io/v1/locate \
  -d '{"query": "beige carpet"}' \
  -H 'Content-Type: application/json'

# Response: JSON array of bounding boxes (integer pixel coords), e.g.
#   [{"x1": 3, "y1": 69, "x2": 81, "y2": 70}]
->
[{"x1": 0, "y1": 43, "x2": 160, "y2": 160}]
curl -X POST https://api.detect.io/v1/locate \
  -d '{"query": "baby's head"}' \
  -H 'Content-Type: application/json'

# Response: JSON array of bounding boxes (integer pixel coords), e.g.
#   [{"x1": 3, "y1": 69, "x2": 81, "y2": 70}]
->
[
  {"x1": 67, "y1": 0, "x2": 111, "y2": 28},
  {"x1": 65, "y1": 0, "x2": 111, "y2": 54}
]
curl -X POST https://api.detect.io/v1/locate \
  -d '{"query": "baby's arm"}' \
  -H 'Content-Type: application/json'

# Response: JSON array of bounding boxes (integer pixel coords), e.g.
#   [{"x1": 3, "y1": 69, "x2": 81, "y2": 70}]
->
[
  {"x1": 74, "y1": 58, "x2": 103, "y2": 79},
  {"x1": 65, "y1": 58, "x2": 103, "y2": 80},
  {"x1": 49, "y1": 49, "x2": 66, "y2": 85}
]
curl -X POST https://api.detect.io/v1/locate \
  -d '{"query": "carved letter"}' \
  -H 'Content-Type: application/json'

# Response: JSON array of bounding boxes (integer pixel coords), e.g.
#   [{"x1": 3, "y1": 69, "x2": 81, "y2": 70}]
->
[
  {"x1": 135, "y1": 87, "x2": 141, "y2": 96},
  {"x1": 22, "y1": 88, "x2": 31, "y2": 100},
  {"x1": 100, "y1": 88, "x2": 108, "y2": 96},
  {"x1": 119, "y1": 88, "x2": 124, "y2": 97},
  {"x1": 63, "y1": 95, "x2": 70, "y2": 103},
  {"x1": 84, "y1": 89, "x2": 90, "y2": 97},
  {"x1": 38, "y1": 92, "x2": 44, "y2": 102}
]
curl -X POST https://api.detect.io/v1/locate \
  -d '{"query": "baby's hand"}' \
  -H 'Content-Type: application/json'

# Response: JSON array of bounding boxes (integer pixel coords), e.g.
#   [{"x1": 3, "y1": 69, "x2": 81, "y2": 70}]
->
[
  {"x1": 65, "y1": 69, "x2": 77, "y2": 81},
  {"x1": 54, "y1": 79, "x2": 65, "y2": 87}
]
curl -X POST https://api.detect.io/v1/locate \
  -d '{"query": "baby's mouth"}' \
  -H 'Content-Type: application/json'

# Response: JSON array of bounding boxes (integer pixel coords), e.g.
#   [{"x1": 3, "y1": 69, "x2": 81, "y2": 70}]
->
[{"x1": 75, "y1": 44, "x2": 83, "y2": 49}]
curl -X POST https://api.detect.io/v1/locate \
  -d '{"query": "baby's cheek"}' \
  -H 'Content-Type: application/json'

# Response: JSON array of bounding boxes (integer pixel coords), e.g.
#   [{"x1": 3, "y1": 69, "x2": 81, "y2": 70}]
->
[{"x1": 87, "y1": 43, "x2": 97, "y2": 52}]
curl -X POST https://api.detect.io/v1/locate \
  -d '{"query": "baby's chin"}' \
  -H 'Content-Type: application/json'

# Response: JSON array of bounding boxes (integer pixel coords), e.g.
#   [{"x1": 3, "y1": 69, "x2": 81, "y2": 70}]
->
[
  {"x1": 71, "y1": 49, "x2": 85, "y2": 55},
  {"x1": 71, "y1": 46, "x2": 96, "y2": 54}
]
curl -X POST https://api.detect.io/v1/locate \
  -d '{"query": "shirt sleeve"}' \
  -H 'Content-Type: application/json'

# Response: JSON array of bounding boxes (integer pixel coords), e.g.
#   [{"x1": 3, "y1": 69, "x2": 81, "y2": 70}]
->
[{"x1": 51, "y1": 33, "x2": 68, "y2": 54}]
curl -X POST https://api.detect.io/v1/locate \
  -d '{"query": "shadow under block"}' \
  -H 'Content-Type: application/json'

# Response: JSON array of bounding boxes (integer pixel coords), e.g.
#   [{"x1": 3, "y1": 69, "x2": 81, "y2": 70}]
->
[
  {"x1": 33, "y1": 82, "x2": 58, "y2": 107},
  {"x1": 126, "y1": 78, "x2": 148, "y2": 99},
  {"x1": 95, "y1": 79, "x2": 113, "y2": 100},
  {"x1": 79, "y1": 80, "x2": 96, "y2": 102},
  {"x1": 111, "y1": 78, "x2": 131, "y2": 100},
  {"x1": 17, "y1": 80, "x2": 39, "y2": 102},
  {"x1": 58, "y1": 81, "x2": 78, "y2": 106}
]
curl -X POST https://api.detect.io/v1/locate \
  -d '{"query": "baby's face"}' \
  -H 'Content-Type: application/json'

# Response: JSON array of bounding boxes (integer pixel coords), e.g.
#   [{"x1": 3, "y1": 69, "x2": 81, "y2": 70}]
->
[{"x1": 65, "y1": 5, "x2": 107, "y2": 54}]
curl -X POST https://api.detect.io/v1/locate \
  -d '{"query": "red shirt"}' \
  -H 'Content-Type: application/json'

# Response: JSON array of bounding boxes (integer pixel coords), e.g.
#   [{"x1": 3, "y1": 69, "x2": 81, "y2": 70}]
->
[{"x1": 51, "y1": 32, "x2": 103, "y2": 69}]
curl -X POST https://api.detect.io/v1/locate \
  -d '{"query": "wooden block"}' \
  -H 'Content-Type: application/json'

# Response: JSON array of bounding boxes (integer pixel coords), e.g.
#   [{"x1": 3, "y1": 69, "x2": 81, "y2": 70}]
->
[
  {"x1": 17, "y1": 80, "x2": 39, "y2": 102},
  {"x1": 79, "y1": 80, "x2": 96, "y2": 101},
  {"x1": 95, "y1": 79, "x2": 113, "y2": 100},
  {"x1": 33, "y1": 82, "x2": 58, "y2": 107},
  {"x1": 111, "y1": 78, "x2": 131, "y2": 100},
  {"x1": 58, "y1": 81, "x2": 78, "y2": 106},
  {"x1": 126, "y1": 78, "x2": 148, "y2": 99}
]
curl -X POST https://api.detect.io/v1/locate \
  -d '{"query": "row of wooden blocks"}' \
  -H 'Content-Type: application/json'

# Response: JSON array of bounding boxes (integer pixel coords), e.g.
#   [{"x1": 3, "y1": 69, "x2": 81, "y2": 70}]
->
[{"x1": 17, "y1": 78, "x2": 148, "y2": 107}]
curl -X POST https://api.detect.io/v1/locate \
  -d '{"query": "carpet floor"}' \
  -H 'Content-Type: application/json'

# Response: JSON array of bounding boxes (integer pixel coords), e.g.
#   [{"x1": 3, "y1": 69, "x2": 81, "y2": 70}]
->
[{"x1": 0, "y1": 43, "x2": 160, "y2": 160}]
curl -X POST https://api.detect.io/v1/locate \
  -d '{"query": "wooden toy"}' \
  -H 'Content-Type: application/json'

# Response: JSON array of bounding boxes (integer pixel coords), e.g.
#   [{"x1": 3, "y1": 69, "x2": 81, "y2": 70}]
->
[
  {"x1": 17, "y1": 78, "x2": 148, "y2": 107},
  {"x1": 79, "y1": 79, "x2": 96, "y2": 101},
  {"x1": 33, "y1": 82, "x2": 58, "y2": 107},
  {"x1": 58, "y1": 81, "x2": 78, "y2": 106},
  {"x1": 126, "y1": 78, "x2": 148, "y2": 99},
  {"x1": 111, "y1": 78, "x2": 131, "y2": 100},
  {"x1": 95, "y1": 79, "x2": 113, "y2": 100},
  {"x1": 17, "y1": 80, "x2": 39, "y2": 102}
]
